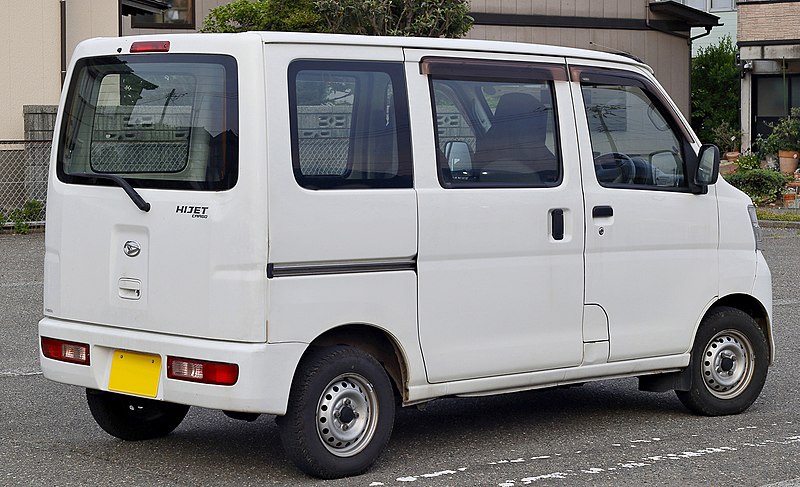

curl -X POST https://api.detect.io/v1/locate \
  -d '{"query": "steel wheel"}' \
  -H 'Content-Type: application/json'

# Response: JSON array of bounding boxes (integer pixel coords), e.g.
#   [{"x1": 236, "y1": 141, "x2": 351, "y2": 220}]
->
[
  {"x1": 277, "y1": 345, "x2": 395, "y2": 479},
  {"x1": 676, "y1": 306, "x2": 769, "y2": 416},
  {"x1": 701, "y1": 330, "x2": 755, "y2": 399},
  {"x1": 316, "y1": 373, "x2": 379, "y2": 457}
]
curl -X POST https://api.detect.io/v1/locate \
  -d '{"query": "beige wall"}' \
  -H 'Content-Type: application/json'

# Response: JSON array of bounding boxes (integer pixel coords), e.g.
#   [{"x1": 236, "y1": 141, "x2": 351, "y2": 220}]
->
[
  {"x1": 0, "y1": 1, "x2": 61, "y2": 140},
  {"x1": 65, "y1": 0, "x2": 119, "y2": 63},
  {"x1": 471, "y1": 0, "x2": 647, "y2": 18},
  {"x1": 0, "y1": 0, "x2": 118, "y2": 140},
  {"x1": 468, "y1": 1, "x2": 691, "y2": 116},
  {"x1": 739, "y1": 3, "x2": 800, "y2": 43}
]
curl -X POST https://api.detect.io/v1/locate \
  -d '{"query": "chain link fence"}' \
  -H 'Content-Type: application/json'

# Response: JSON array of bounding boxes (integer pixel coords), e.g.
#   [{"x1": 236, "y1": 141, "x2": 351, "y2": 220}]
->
[{"x1": 0, "y1": 140, "x2": 50, "y2": 228}]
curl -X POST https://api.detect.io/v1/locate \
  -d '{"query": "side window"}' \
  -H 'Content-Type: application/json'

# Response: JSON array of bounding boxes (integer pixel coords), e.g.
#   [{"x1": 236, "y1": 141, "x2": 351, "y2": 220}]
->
[
  {"x1": 581, "y1": 81, "x2": 688, "y2": 189},
  {"x1": 289, "y1": 61, "x2": 412, "y2": 190},
  {"x1": 426, "y1": 60, "x2": 563, "y2": 188}
]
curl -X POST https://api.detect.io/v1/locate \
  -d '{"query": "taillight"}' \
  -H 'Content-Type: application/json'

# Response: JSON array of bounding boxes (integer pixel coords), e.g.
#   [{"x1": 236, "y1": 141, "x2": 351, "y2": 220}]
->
[
  {"x1": 167, "y1": 356, "x2": 238, "y2": 386},
  {"x1": 130, "y1": 41, "x2": 170, "y2": 53},
  {"x1": 41, "y1": 337, "x2": 90, "y2": 365}
]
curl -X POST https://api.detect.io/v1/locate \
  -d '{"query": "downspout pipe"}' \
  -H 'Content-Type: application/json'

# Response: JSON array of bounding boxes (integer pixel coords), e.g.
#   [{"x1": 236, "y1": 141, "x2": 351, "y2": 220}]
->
[{"x1": 60, "y1": 0, "x2": 67, "y2": 86}]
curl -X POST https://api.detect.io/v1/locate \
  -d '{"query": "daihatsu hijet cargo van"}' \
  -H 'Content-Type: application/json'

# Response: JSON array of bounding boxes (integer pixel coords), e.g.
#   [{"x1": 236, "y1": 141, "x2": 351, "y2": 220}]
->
[{"x1": 39, "y1": 32, "x2": 773, "y2": 479}]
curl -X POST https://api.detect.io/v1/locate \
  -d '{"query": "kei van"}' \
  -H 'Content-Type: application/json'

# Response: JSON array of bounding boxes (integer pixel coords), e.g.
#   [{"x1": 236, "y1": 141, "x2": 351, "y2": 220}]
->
[{"x1": 39, "y1": 32, "x2": 773, "y2": 479}]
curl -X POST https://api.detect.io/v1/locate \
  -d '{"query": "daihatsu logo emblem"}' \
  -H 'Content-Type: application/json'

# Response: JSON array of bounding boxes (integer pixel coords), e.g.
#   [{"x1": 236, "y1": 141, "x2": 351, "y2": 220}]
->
[{"x1": 123, "y1": 240, "x2": 141, "y2": 258}]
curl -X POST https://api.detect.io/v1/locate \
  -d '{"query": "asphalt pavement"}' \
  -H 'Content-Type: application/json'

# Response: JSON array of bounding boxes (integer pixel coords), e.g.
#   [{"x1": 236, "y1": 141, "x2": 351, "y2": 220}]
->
[{"x1": 1, "y1": 230, "x2": 798, "y2": 486}]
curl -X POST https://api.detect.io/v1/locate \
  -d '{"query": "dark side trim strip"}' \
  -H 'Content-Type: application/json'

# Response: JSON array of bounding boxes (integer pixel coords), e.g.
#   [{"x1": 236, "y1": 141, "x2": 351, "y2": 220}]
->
[{"x1": 268, "y1": 258, "x2": 417, "y2": 278}]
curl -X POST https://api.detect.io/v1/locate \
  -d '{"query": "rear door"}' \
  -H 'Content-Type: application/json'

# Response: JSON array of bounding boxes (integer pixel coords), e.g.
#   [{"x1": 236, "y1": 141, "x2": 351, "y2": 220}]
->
[
  {"x1": 409, "y1": 52, "x2": 586, "y2": 383},
  {"x1": 571, "y1": 62, "x2": 719, "y2": 361},
  {"x1": 46, "y1": 36, "x2": 269, "y2": 342}
]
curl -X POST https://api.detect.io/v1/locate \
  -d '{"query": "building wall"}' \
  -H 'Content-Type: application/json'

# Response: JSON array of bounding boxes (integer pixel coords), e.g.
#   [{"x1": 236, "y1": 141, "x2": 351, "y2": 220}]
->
[
  {"x1": 738, "y1": 1, "x2": 800, "y2": 43},
  {"x1": 122, "y1": 0, "x2": 220, "y2": 34},
  {"x1": 0, "y1": 1, "x2": 61, "y2": 140},
  {"x1": 65, "y1": 0, "x2": 119, "y2": 63},
  {"x1": 467, "y1": 1, "x2": 693, "y2": 116}
]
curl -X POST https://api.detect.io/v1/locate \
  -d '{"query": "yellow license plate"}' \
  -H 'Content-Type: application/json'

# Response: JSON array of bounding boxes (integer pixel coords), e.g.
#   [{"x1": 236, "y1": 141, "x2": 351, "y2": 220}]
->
[{"x1": 108, "y1": 350, "x2": 162, "y2": 398}]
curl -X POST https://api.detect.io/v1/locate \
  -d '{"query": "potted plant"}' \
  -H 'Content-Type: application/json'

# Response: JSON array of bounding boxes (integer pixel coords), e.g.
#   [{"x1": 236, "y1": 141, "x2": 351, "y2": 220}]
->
[
  {"x1": 711, "y1": 121, "x2": 742, "y2": 161},
  {"x1": 758, "y1": 107, "x2": 800, "y2": 174}
]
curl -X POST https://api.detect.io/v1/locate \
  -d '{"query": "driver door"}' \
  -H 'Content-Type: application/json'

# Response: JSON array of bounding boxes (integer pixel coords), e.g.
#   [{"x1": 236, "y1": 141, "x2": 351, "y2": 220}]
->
[{"x1": 572, "y1": 63, "x2": 719, "y2": 362}]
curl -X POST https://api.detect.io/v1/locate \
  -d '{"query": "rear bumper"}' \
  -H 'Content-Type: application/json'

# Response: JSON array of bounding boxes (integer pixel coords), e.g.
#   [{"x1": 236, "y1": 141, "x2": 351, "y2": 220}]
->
[{"x1": 38, "y1": 317, "x2": 306, "y2": 415}]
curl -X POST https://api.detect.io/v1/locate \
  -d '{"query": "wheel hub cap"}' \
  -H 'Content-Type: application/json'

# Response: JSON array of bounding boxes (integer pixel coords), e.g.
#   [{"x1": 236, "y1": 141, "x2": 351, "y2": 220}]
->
[
  {"x1": 316, "y1": 373, "x2": 378, "y2": 457},
  {"x1": 701, "y1": 330, "x2": 754, "y2": 399}
]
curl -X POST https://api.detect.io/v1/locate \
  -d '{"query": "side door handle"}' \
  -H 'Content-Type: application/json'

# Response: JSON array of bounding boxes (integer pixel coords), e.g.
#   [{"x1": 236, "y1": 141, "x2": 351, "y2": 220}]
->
[
  {"x1": 592, "y1": 205, "x2": 613, "y2": 218},
  {"x1": 551, "y1": 209, "x2": 564, "y2": 241}
]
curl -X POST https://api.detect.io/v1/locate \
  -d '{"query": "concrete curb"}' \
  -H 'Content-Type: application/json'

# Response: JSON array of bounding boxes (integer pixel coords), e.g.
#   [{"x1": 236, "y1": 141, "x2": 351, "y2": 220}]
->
[{"x1": 760, "y1": 219, "x2": 800, "y2": 229}]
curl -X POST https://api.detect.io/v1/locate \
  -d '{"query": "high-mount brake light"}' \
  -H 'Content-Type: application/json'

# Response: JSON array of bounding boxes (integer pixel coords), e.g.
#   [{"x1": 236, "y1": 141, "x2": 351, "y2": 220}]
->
[
  {"x1": 130, "y1": 41, "x2": 170, "y2": 53},
  {"x1": 41, "y1": 337, "x2": 90, "y2": 365},
  {"x1": 167, "y1": 356, "x2": 239, "y2": 386}
]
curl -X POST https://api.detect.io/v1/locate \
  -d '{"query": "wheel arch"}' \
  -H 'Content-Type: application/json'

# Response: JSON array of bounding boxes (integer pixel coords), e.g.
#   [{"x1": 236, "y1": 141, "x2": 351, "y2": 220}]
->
[
  {"x1": 709, "y1": 294, "x2": 773, "y2": 363},
  {"x1": 305, "y1": 324, "x2": 409, "y2": 402}
]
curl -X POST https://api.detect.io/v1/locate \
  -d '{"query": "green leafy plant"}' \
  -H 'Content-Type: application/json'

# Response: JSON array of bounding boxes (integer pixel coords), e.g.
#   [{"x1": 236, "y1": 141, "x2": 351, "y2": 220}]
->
[
  {"x1": 201, "y1": 0, "x2": 473, "y2": 38},
  {"x1": 23, "y1": 199, "x2": 44, "y2": 222},
  {"x1": 756, "y1": 107, "x2": 800, "y2": 156},
  {"x1": 735, "y1": 151, "x2": 761, "y2": 171},
  {"x1": 724, "y1": 168, "x2": 792, "y2": 204},
  {"x1": 201, "y1": 0, "x2": 324, "y2": 33},
  {"x1": 0, "y1": 210, "x2": 6, "y2": 231},
  {"x1": 710, "y1": 120, "x2": 742, "y2": 154},
  {"x1": 316, "y1": 0, "x2": 472, "y2": 37},
  {"x1": 8, "y1": 209, "x2": 29, "y2": 235},
  {"x1": 691, "y1": 36, "x2": 740, "y2": 145}
]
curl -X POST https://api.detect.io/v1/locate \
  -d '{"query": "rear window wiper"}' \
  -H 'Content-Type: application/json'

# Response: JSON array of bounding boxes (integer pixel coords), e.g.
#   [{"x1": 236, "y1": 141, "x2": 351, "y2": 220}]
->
[{"x1": 72, "y1": 173, "x2": 151, "y2": 212}]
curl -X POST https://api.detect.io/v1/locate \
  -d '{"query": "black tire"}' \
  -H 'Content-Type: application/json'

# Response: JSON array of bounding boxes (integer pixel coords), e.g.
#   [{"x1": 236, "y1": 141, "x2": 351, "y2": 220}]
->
[
  {"x1": 276, "y1": 346, "x2": 395, "y2": 479},
  {"x1": 676, "y1": 306, "x2": 769, "y2": 416},
  {"x1": 86, "y1": 389, "x2": 190, "y2": 441}
]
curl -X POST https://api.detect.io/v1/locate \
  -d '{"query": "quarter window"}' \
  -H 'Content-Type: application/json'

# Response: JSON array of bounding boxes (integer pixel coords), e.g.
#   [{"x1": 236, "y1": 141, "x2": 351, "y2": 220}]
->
[
  {"x1": 581, "y1": 82, "x2": 688, "y2": 189},
  {"x1": 289, "y1": 61, "x2": 412, "y2": 190}
]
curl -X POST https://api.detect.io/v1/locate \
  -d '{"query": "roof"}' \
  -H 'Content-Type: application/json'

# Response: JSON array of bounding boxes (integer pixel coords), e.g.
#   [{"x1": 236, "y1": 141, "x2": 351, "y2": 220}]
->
[
  {"x1": 120, "y1": 0, "x2": 169, "y2": 16},
  {"x1": 251, "y1": 31, "x2": 649, "y2": 69},
  {"x1": 648, "y1": 1, "x2": 722, "y2": 28}
]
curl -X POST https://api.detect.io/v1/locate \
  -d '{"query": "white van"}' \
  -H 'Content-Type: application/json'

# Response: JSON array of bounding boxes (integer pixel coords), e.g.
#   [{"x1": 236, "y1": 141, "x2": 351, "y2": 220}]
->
[{"x1": 39, "y1": 32, "x2": 772, "y2": 479}]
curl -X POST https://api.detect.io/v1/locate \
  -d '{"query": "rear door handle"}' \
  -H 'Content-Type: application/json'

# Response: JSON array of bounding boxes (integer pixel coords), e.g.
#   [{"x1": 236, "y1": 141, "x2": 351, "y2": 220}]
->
[{"x1": 592, "y1": 205, "x2": 613, "y2": 218}]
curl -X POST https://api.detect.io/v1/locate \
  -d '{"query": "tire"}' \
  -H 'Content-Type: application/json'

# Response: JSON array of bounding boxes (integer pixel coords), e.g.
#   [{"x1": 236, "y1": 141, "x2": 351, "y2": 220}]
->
[
  {"x1": 676, "y1": 306, "x2": 769, "y2": 416},
  {"x1": 276, "y1": 346, "x2": 395, "y2": 479},
  {"x1": 86, "y1": 389, "x2": 190, "y2": 441}
]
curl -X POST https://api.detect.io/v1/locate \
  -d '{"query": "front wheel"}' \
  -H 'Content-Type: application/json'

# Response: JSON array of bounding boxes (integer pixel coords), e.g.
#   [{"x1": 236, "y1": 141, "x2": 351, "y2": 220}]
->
[
  {"x1": 676, "y1": 307, "x2": 769, "y2": 416},
  {"x1": 86, "y1": 389, "x2": 190, "y2": 441},
  {"x1": 276, "y1": 346, "x2": 395, "y2": 479}
]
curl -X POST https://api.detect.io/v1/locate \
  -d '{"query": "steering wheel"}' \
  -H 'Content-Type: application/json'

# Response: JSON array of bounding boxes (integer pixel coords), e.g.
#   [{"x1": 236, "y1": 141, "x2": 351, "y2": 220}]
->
[{"x1": 595, "y1": 152, "x2": 636, "y2": 184}]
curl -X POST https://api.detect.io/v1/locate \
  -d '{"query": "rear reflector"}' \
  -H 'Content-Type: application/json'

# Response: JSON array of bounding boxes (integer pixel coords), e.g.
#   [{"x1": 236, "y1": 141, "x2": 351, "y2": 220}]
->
[
  {"x1": 167, "y1": 356, "x2": 238, "y2": 386},
  {"x1": 130, "y1": 41, "x2": 170, "y2": 53},
  {"x1": 41, "y1": 337, "x2": 90, "y2": 365}
]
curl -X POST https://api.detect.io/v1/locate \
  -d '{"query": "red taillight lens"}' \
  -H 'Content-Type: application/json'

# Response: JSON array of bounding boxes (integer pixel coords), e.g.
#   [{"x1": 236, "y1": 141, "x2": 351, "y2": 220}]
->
[
  {"x1": 41, "y1": 337, "x2": 90, "y2": 365},
  {"x1": 130, "y1": 41, "x2": 170, "y2": 53},
  {"x1": 167, "y1": 356, "x2": 238, "y2": 386}
]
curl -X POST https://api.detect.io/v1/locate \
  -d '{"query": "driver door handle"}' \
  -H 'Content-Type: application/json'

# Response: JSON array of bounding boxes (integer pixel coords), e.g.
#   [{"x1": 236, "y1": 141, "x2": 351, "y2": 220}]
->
[{"x1": 592, "y1": 206, "x2": 614, "y2": 218}]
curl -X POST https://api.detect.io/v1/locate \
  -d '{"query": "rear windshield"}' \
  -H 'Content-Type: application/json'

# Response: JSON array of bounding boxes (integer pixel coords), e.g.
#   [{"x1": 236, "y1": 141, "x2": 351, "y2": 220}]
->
[{"x1": 57, "y1": 54, "x2": 238, "y2": 191}]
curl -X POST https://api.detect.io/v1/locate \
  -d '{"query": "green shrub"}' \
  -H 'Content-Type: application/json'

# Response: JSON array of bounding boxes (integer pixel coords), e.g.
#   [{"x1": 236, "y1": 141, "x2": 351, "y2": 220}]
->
[
  {"x1": 724, "y1": 169, "x2": 791, "y2": 204},
  {"x1": 691, "y1": 36, "x2": 739, "y2": 145},
  {"x1": 736, "y1": 152, "x2": 761, "y2": 171},
  {"x1": 23, "y1": 199, "x2": 44, "y2": 222},
  {"x1": 201, "y1": 0, "x2": 324, "y2": 33}
]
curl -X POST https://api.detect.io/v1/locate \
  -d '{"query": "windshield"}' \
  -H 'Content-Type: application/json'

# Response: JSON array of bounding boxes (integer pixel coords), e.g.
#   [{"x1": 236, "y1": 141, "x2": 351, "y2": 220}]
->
[{"x1": 58, "y1": 54, "x2": 238, "y2": 191}]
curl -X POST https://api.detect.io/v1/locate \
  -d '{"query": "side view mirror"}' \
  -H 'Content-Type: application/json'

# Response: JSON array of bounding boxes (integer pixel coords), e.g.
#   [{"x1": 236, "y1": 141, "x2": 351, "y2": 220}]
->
[
  {"x1": 444, "y1": 141, "x2": 472, "y2": 171},
  {"x1": 695, "y1": 144, "x2": 720, "y2": 187}
]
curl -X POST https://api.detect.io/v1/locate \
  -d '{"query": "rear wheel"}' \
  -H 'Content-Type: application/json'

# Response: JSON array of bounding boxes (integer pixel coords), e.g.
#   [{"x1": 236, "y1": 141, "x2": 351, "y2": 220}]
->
[
  {"x1": 276, "y1": 346, "x2": 395, "y2": 479},
  {"x1": 676, "y1": 307, "x2": 769, "y2": 416},
  {"x1": 86, "y1": 389, "x2": 189, "y2": 440}
]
